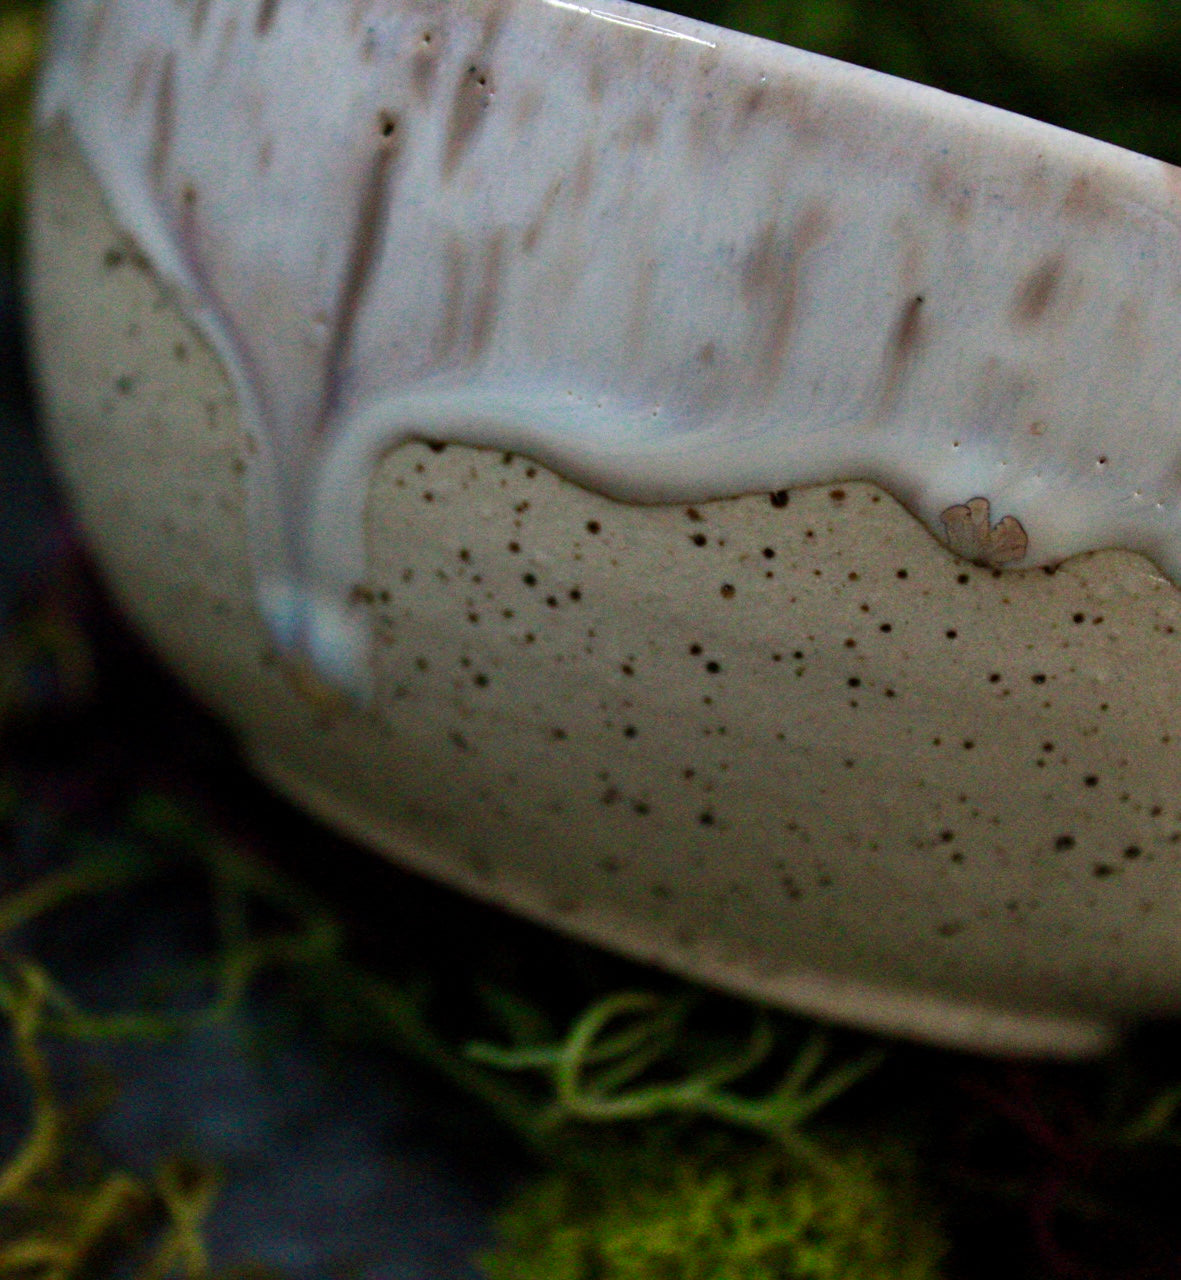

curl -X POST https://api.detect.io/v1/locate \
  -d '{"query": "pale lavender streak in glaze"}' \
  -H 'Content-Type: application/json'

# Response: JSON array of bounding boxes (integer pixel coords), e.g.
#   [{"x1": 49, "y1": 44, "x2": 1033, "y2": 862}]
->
[{"x1": 38, "y1": 0, "x2": 1181, "y2": 694}]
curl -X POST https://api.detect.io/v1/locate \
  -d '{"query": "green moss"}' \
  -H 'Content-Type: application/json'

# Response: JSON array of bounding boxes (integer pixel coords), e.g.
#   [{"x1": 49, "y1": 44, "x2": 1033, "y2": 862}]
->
[
  {"x1": 464, "y1": 989, "x2": 885, "y2": 1165},
  {"x1": 0, "y1": 956, "x2": 232, "y2": 1278},
  {"x1": 480, "y1": 1129, "x2": 946, "y2": 1280},
  {"x1": 468, "y1": 991, "x2": 943, "y2": 1278}
]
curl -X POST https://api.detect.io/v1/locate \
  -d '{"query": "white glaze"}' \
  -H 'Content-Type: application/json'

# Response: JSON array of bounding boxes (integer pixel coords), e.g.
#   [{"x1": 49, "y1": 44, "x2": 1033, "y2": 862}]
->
[{"x1": 39, "y1": 0, "x2": 1181, "y2": 695}]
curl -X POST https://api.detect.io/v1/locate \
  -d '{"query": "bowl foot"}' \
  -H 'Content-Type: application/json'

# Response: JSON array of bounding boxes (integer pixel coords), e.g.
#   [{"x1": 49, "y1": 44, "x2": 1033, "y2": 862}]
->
[{"x1": 247, "y1": 743, "x2": 1120, "y2": 1061}]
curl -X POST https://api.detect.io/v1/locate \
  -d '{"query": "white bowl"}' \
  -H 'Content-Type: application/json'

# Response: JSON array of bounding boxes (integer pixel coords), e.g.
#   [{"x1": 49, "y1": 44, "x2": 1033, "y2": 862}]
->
[{"x1": 27, "y1": 0, "x2": 1181, "y2": 1056}]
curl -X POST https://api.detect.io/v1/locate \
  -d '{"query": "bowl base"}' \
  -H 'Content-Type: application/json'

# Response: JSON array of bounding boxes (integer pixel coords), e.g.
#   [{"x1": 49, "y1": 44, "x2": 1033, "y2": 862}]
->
[{"x1": 249, "y1": 742, "x2": 1119, "y2": 1060}]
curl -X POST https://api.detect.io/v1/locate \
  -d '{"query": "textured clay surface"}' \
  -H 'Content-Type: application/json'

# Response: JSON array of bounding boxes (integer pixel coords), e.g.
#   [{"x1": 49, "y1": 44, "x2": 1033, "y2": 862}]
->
[{"x1": 31, "y1": 126, "x2": 1181, "y2": 1057}]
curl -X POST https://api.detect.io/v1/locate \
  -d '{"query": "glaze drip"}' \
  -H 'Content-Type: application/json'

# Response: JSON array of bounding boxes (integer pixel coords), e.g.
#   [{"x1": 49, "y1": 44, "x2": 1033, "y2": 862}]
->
[{"x1": 39, "y1": 0, "x2": 1181, "y2": 696}]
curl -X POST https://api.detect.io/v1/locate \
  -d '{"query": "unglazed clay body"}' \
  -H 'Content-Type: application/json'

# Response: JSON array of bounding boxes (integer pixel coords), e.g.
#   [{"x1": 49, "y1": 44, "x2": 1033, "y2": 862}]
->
[{"x1": 27, "y1": 0, "x2": 1181, "y2": 1055}]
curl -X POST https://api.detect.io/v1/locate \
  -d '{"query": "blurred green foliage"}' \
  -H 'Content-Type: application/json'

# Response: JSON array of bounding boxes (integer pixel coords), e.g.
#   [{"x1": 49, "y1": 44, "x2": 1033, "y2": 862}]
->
[
  {"x1": 480, "y1": 1129, "x2": 945, "y2": 1280},
  {"x1": 689, "y1": 0, "x2": 1181, "y2": 162}
]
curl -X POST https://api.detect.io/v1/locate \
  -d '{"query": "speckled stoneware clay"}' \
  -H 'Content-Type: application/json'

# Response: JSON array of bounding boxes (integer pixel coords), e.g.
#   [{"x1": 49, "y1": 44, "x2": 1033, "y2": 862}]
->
[{"x1": 28, "y1": 0, "x2": 1181, "y2": 1056}]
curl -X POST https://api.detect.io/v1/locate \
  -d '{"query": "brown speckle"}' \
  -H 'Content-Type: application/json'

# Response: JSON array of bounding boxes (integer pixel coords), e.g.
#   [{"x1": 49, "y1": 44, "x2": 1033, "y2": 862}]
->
[
  {"x1": 470, "y1": 233, "x2": 505, "y2": 357},
  {"x1": 893, "y1": 295, "x2": 924, "y2": 354},
  {"x1": 215, "y1": 12, "x2": 239, "y2": 67},
  {"x1": 570, "y1": 144, "x2": 596, "y2": 207},
  {"x1": 149, "y1": 53, "x2": 176, "y2": 191},
  {"x1": 624, "y1": 110, "x2": 659, "y2": 148},
  {"x1": 743, "y1": 85, "x2": 765, "y2": 116},
  {"x1": 411, "y1": 32, "x2": 442, "y2": 99},
  {"x1": 317, "y1": 121, "x2": 403, "y2": 431},
  {"x1": 587, "y1": 60, "x2": 607, "y2": 104},
  {"x1": 1063, "y1": 172, "x2": 1118, "y2": 225},
  {"x1": 927, "y1": 161, "x2": 972, "y2": 223},
  {"x1": 877, "y1": 293, "x2": 925, "y2": 412},
  {"x1": 734, "y1": 77, "x2": 815, "y2": 142},
  {"x1": 255, "y1": 0, "x2": 281, "y2": 35},
  {"x1": 435, "y1": 234, "x2": 506, "y2": 366},
  {"x1": 128, "y1": 49, "x2": 155, "y2": 110},
  {"x1": 741, "y1": 205, "x2": 830, "y2": 395},
  {"x1": 82, "y1": 0, "x2": 113, "y2": 62},
  {"x1": 522, "y1": 178, "x2": 562, "y2": 256},
  {"x1": 443, "y1": 62, "x2": 495, "y2": 175},
  {"x1": 1012, "y1": 254, "x2": 1064, "y2": 326}
]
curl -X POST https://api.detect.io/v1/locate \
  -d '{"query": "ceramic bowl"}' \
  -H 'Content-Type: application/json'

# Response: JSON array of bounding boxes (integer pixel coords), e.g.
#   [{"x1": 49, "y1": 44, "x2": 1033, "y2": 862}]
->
[{"x1": 27, "y1": 0, "x2": 1181, "y2": 1057}]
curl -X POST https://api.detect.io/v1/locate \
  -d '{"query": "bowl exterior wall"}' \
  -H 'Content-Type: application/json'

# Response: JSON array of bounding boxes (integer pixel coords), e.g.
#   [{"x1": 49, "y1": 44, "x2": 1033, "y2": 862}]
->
[{"x1": 29, "y1": 127, "x2": 1181, "y2": 1056}]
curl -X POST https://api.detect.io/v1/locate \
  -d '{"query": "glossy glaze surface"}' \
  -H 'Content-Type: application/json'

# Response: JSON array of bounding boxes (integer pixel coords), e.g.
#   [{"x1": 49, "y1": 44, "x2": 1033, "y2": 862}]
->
[{"x1": 38, "y1": 0, "x2": 1181, "y2": 695}]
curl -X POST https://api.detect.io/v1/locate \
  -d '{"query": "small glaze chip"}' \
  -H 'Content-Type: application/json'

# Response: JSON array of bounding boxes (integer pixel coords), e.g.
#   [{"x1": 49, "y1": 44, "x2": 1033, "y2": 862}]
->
[{"x1": 940, "y1": 497, "x2": 1028, "y2": 567}]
